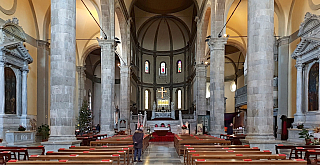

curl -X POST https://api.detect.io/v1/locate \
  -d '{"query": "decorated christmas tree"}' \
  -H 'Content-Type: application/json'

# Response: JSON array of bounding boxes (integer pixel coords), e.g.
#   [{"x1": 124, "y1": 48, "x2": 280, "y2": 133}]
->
[{"x1": 77, "y1": 100, "x2": 92, "y2": 134}]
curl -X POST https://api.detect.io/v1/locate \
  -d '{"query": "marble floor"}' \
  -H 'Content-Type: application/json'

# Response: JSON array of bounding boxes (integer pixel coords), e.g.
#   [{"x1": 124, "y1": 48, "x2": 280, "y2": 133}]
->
[{"x1": 134, "y1": 142, "x2": 183, "y2": 165}]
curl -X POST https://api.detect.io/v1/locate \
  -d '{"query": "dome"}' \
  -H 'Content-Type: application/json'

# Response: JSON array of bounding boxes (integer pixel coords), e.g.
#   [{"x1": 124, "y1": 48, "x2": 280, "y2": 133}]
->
[{"x1": 137, "y1": 16, "x2": 190, "y2": 52}]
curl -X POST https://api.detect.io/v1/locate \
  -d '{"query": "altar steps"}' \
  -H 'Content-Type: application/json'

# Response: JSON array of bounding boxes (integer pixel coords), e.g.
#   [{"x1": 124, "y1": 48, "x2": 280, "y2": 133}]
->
[{"x1": 146, "y1": 120, "x2": 181, "y2": 135}]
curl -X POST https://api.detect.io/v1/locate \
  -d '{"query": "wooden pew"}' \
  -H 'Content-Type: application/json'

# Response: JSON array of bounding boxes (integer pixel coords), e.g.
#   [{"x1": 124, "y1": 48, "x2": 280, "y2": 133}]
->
[
  {"x1": 0, "y1": 146, "x2": 45, "y2": 160},
  {"x1": 186, "y1": 150, "x2": 273, "y2": 165},
  {"x1": 302, "y1": 149, "x2": 320, "y2": 164},
  {"x1": 189, "y1": 154, "x2": 287, "y2": 165},
  {"x1": 57, "y1": 148, "x2": 130, "y2": 164},
  {"x1": 28, "y1": 155, "x2": 120, "y2": 165},
  {"x1": 175, "y1": 139, "x2": 232, "y2": 155},
  {"x1": 275, "y1": 144, "x2": 320, "y2": 159},
  {"x1": 184, "y1": 147, "x2": 261, "y2": 164},
  {"x1": 193, "y1": 159, "x2": 307, "y2": 165},
  {"x1": 7, "y1": 159, "x2": 113, "y2": 165},
  {"x1": 46, "y1": 151, "x2": 127, "y2": 165}
]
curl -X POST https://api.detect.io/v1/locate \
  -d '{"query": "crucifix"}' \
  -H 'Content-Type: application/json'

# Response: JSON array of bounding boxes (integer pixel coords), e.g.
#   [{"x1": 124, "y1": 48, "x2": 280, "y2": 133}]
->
[{"x1": 158, "y1": 87, "x2": 167, "y2": 99}]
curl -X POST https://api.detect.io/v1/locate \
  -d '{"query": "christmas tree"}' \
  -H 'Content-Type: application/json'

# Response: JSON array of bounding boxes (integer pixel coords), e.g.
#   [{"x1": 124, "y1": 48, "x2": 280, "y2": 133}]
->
[{"x1": 77, "y1": 100, "x2": 92, "y2": 134}]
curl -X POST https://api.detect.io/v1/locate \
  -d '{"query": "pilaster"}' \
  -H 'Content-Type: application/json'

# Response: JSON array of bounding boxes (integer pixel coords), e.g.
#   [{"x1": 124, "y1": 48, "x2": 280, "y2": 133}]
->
[
  {"x1": 36, "y1": 40, "x2": 50, "y2": 126},
  {"x1": 195, "y1": 64, "x2": 207, "y2": 116},
  {"x1": 207, "y1": 37, "x2": 227, "y2": 136}
]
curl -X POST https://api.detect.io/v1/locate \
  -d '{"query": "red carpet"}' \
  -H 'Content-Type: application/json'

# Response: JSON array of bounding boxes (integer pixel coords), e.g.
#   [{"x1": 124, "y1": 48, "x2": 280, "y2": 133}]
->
[{"x1": 149, "y1": 132, "x2": 175, "y2": 142}]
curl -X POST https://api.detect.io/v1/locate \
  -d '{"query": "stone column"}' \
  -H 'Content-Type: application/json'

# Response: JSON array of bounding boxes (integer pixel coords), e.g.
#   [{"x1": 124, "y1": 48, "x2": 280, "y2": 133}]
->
[
  {"x1": 0, "y1": 55, "x2": 5, "y2": 143},
  {"x1": 98, "y1": 39, "x2": 115, "y2": 136},
  {"x1": 207, "y1": 37, "x2": 227, "y2": 136},
  {"x1": 37, "y1": 40, "x2": 50, "y2": 126},
  {"x1": 77, "y1": 66, "x2": 86, "y2": 117},
  {"x1": 196, "y1": 64, "x2": 207, "y2": 116},
  {"x1": 47, "y1": 0, "x2": 77, "y2": 142},
  {"x1": 0, "y1": 55, "x2": 4, "y2": 115},
  {"x1": 243, "y1": 0, "x2": 278, "y2": 150},
  {"x1": 294, "y1": 59, "x2": 305, "y2": 122},
  {"x1": 276, "y1": 36, "x2": 289, "y2": 139},
  {"x1": 21, "y1": 66, "x2": 28, "y2": 116},
  {"x1": 120, "y1": 65, "x2": 130, "y2": 123}
]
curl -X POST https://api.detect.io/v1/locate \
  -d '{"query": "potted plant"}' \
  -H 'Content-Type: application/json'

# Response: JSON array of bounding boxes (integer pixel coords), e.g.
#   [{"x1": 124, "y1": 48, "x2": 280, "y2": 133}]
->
[
  {"x1": 18, "y1": 125, "x2": 26, "y2": 131},
  {"x1": 299, "y1": 128, "x2": 313, "y2": 145},
  {"x1": 37, "y1": 124, "x2": 50, "y2": 142}
]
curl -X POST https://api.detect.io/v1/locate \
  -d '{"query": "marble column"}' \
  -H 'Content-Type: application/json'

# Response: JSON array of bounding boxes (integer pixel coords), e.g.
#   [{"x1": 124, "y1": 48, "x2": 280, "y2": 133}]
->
[
  {"x1": 98, "y1": 39, "x2": 115, "y2": 136},
  {"x1": 37, "y1": 40, "x2": 50, "y2": 126},
  {"x1": 195, "y1": 64, "x2": 207, "y2": 116},
  {"x1": 21, "y1": 66, "x2": 28, "y2": 116},
  {"x1": 276, "y1": 36, "x2": 289, "y2": 138},
  {"x1": 246, "y1": 0, "x2": 274, "y2": 140},
  {"x1": 207, "y1": 37, "x2": 227, "y2": 136},
  {"x1": 48, "y1": 0, "x2": 77, "y2": 141},
  {"x1": 120, "y1": 65, "x2": 130, "y2": 124},
  {"x1": 77, "y1": 66, "x2": 86, "y2": 118},
  {"x1": 294, "y1": 59, "x2": 304, "y2": 122}
]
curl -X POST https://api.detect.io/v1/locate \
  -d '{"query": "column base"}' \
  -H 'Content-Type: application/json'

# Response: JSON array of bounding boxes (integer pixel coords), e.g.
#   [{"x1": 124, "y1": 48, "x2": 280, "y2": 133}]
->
[
  {"x1": 293, "y1": 113, "x2": 305, "y2": 124},
  {"x1": 241, "y1": 136, "x2": 281, "y2": 153},
  {"x1": 42, "y1": 140, "x2": 81, "y2": 152}
]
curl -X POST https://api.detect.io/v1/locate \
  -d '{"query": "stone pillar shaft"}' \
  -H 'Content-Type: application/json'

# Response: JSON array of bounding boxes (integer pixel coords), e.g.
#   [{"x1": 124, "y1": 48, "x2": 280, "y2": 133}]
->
[
  {"x1": 120, "y1": 66, "x2": 130, "y2": 121},
  {"x1": 99, "y1": 39, "x2": 115, "y2": 136},
  {"x1": 0, "y1": 56, "x2": 4, "y2": 115},
  {"x1": 208, "y1": 37, "x2": 227, "y2": 135},
  {"x1": 295, "y1": 61, "x2": 303, "y2": 116},
  {"x1": 21, "y1": 67, "x2": 28, "y2": 116},
  {"x1": 37, "y1": 40, "x2": 50, "y2": 126},
  {"x1": 196, "y1": 64, "x2": 207, "y2": 116},
  {"x1": 246, "y1": 0, "x2": 274, "y2": 138},
  {"x1": 49, "y1": 0, "x2": 76, "y2": 141},
  {"x1": 77, "y1": 66, "x2": 86, "y2": 117}
]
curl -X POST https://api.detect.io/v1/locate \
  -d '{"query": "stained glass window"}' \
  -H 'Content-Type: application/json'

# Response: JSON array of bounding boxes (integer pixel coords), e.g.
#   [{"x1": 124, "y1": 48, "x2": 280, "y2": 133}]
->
[
  {"x1": 178, "y1": 89, "x2": 182, "y2": 109},
  {"x1": 177, "y1": 60, "x2": 182, "y2": 73},
  {"x1": 160, "y1": 62, "x2": 166, "y2": 74},
  {"x1": 145, "y1": 61, "x2": 149, "y2": 74},
  {"x1": 145, "y1": 90, "x2": 148, "y2": 109}
]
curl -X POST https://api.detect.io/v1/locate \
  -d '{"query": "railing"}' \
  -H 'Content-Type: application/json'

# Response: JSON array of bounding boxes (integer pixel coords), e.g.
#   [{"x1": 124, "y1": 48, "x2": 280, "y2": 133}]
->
[{"x1": 235, "y1": 85, "x2": 247, "y2": 107}]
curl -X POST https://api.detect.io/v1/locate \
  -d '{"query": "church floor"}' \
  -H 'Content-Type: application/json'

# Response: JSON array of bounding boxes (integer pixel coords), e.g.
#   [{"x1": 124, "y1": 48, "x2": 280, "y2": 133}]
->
[{"x1": 135, "y1": 142, "x2": 183, "y2": 165}]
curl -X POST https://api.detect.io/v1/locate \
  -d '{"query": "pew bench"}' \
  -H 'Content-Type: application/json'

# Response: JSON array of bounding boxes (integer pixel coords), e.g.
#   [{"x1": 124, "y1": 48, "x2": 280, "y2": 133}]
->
[
  {"x1": 193, "y1": 159, "x2": 307, "y2": 165},
  {"x1": 189, "y1": 154, "x2": 287, "y2": 165},
  {"x1": 7, "y1": 159, "x2": 113, "y2": 165},
  {"x1": 28, "y1": 155, "x2": 120, "y2": 165}
]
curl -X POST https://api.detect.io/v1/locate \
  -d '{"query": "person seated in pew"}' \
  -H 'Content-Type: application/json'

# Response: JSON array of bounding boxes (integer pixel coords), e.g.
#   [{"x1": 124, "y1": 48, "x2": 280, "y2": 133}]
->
[
  {"x1": 133, "y1": 129, "x2": 144, "y2": 162},
  {"x1": 227, "y1": 123, "x2": 233, "y2": 135}
]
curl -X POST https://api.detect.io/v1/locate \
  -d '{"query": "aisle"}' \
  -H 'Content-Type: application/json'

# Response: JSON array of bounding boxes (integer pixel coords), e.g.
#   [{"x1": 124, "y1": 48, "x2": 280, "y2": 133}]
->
[{"x1": 134, "y1": 142, "x2": 183, "y2": 165}]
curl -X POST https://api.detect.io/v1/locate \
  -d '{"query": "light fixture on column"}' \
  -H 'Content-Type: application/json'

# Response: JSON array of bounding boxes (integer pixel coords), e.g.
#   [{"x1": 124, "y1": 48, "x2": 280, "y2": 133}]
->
[{"x1": 230, "y1": 81, "x2": 237, "y2": 92}]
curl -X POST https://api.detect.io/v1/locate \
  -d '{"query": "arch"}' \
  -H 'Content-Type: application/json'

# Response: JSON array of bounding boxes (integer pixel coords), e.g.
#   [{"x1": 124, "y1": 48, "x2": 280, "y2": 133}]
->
[
  {"x1": 27, "y1": 0, "x2": 40, "y2": 40},
  {"x1": 81, "y1": 44, "x2": 101, "y2": 66},
  {"x1": 225, "y1": 56, "x2": 238, "y2": 75},
  {"x1": 128, "y1": 0, "x2": 199, "y2": 17},
  {"x1": 43, "y1": 5, "x2": 50, "y2": 41},
  {"x1": 115, "y1": 7, "x2": 128, "y2": 63},
  {"x1": 226, "y1": 39, "x2": 246, "y2": 57},
  {"x1": 226, "y1": 26, "x2": 247, "y2": 49},
  {"x1": 196, "y1": 5, "x2": 211, "y2": 63},
  {"x1": 274, "y1": 0, "x2": 286, "y2": 36}
]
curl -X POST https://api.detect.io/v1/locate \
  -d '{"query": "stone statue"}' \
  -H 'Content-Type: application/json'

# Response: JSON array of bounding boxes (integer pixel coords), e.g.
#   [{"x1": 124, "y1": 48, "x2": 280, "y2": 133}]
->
[{"x1": 153, "y1": 101, "x2": 156, "y2": 111}]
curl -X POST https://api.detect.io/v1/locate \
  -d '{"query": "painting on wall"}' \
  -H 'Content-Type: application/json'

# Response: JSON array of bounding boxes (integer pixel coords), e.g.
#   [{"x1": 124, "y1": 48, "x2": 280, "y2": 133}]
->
[
  {"x1": 5, "y1": 67, "x2": 16, "y2": 114},
  {"x1": 308, "y1": 63, "x2": 319, "y2": 111}
]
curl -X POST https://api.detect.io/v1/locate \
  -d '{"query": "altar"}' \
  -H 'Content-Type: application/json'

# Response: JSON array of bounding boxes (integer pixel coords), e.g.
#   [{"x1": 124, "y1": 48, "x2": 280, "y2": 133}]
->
[
  {"x1": 151, "y1": 87, "x2": 176, "y2": 120},
  {"x1": 154, "y1": 127, "x2": 170, "y2": 136},
  {"x1": 155, "y1": 112, "x2": 171, "y2": 118}
]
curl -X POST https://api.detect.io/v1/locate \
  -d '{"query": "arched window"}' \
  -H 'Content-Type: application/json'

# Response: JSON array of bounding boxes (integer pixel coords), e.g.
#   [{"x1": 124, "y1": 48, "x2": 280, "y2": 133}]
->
[
  {"x1": 177, "y1": 60, "x2": 182, "y2": 73},
  {"x1": 145, "y1": 90, "x2": 150, "y2": 110},
  {"x1": 88, "y1": 90, "x2": 92, "y2": 110},
  {"x1": 145, "y1": 60, "x2": 149, "y2": 74},
  {"x1": 177, "y1": 89, "x2": 182, "y2": 109},
  {"x1": 160, "y1": 62, "x2": 166, "y2": 74}
]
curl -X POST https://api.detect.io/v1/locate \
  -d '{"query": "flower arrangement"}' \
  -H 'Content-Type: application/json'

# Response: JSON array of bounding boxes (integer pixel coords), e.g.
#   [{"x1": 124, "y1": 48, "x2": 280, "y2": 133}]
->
[
  {"x1": 297, "y1": 123, "x2": 304, "y2": 129},
  {"x1": 18, "y1": 125, "x2": 26, "y2": 131},
  {"x1": 181, "y1": 125, "x2": 187, "y2": 129}
]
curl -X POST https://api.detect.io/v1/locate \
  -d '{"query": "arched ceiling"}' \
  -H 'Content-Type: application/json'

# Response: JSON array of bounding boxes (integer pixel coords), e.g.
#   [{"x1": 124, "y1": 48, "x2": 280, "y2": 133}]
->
[{"x1": 135, "y1": 0, "x2": 194, "y2": 14}]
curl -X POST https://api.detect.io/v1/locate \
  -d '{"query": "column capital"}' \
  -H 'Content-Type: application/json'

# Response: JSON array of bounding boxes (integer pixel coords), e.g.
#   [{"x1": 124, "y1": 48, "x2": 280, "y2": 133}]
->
[
  {"x1": 277, "y1": 36, "x2": 290, "y2": 46},
  {"x1": 295, "y1": 60, "x2": 304, "y2": 69},
  {"x1": 207, "y1": 37, "x2": 227, "y2": 51},
  {"x1": 76, "y1": 66, "x2": 86, "y2": 73},
  {"x1": 97, "y1": 39, "x2": 115, "y2": 47},
  {"x1": 196, "y1": 64, "x2": 207, "y2": 69},
  {"x1": 120, "y1": 65, "x2": 130, "y2": 72},
  {"x1": 20, "y1": 65, "x2": 29, "y2": 73}
]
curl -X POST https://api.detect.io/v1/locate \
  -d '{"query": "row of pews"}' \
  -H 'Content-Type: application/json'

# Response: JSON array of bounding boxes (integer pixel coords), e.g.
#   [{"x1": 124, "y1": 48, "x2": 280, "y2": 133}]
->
[
  {"x1": 4, "y1": 134, "x2": 150, "y2": 165},
  {"x1": 174, "y1": 134, "x2": 307, "y2": 165}
]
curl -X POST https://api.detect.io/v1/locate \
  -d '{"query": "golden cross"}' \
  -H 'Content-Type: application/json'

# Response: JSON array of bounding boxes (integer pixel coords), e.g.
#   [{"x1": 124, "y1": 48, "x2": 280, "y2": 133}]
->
[{"x1": 158, "y1": 87, "x2": 167, "y2": 99}]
